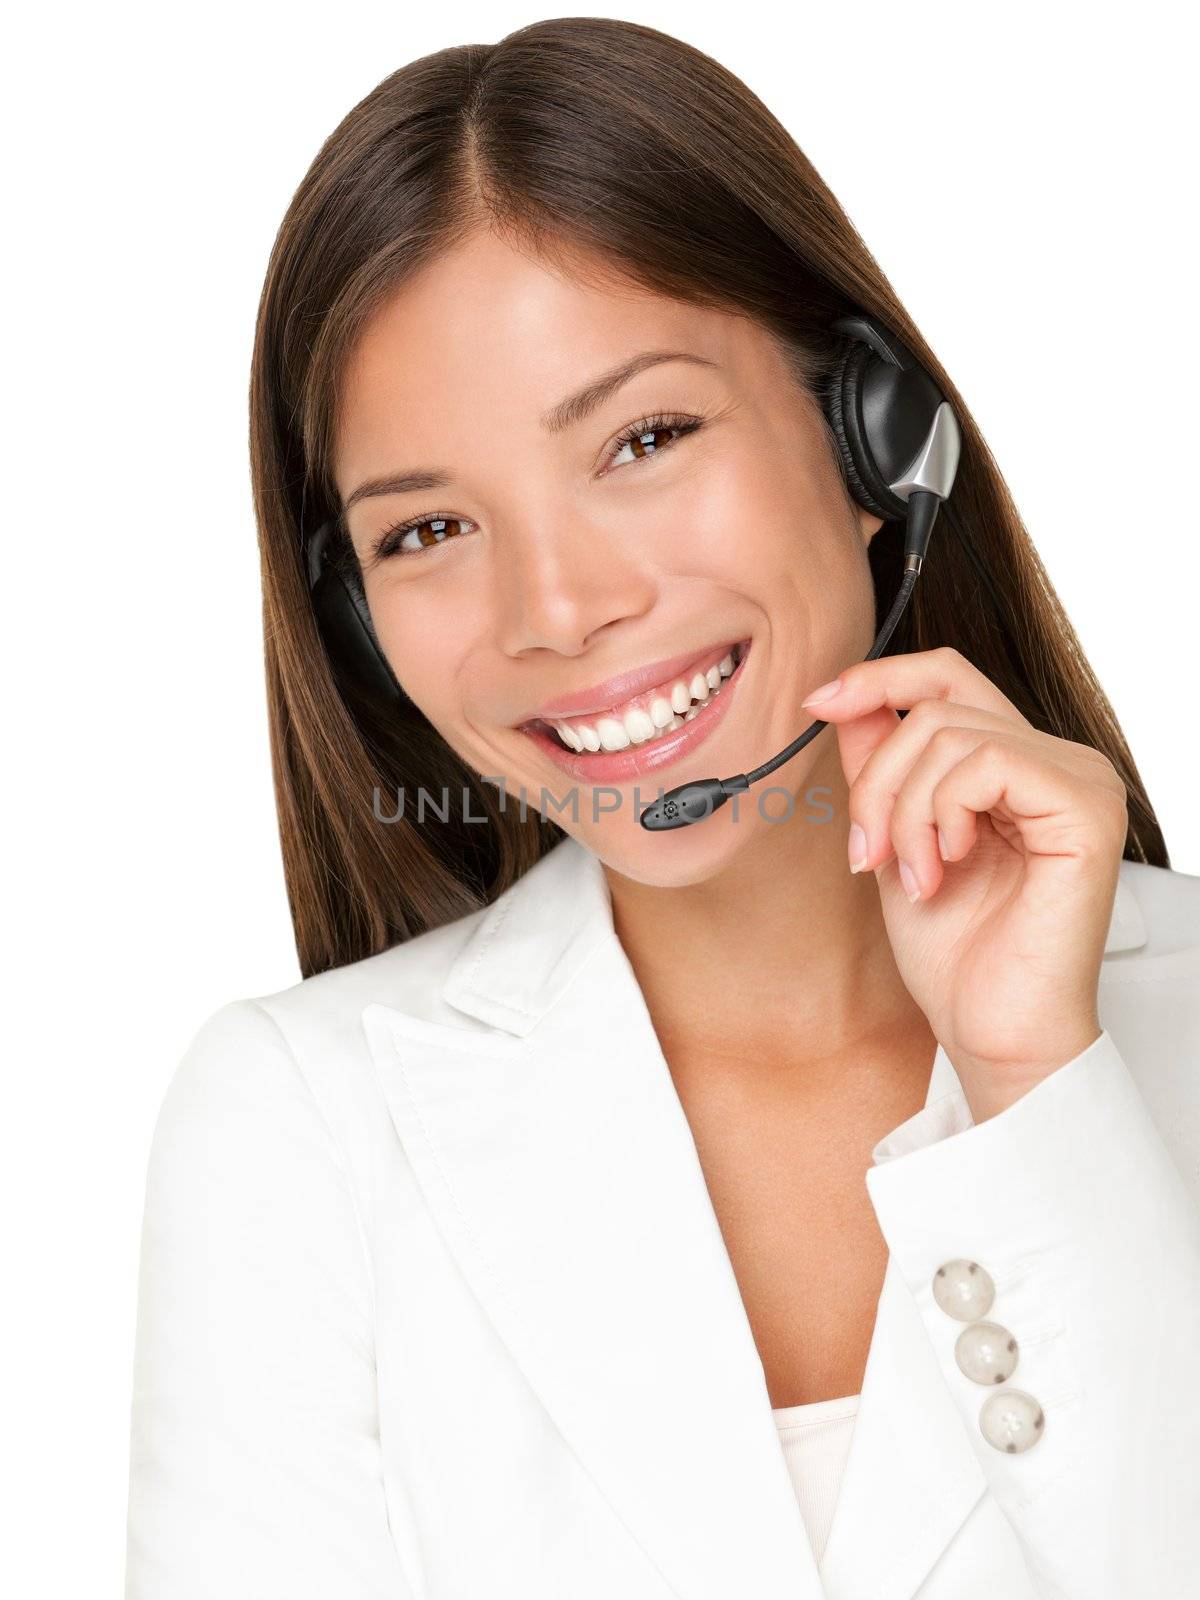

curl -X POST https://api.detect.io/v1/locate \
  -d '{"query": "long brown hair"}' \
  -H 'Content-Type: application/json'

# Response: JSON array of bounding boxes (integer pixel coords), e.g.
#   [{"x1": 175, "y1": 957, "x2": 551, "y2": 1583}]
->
[{"x1": 249, "y1": 16, "x2": 1168, "y2": 979}]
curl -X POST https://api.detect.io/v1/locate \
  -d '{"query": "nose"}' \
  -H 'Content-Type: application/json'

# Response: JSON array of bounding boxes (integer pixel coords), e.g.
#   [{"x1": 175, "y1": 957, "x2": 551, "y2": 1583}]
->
[{"x1": 491, "y1": 504, "x2": 658, "y2": 663}]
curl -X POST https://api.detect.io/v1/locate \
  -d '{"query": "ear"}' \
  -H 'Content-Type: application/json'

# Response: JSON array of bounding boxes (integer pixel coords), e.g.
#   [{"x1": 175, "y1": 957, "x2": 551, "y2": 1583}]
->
[{"x1": 857, "y1": 505, "x2": 885, "y2": 546}]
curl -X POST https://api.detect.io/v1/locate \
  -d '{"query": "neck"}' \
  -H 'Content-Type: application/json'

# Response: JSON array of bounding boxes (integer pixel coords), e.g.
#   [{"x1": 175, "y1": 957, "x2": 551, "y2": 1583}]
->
[{"x1": 603, "y1": 739, "x2": 934, "y2": 1081}]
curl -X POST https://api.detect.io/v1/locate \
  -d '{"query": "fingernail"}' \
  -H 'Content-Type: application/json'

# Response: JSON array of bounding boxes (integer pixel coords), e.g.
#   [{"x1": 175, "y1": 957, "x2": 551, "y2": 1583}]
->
[
  {"x1": 898, "y1": 859, "x2": 921, "y2": 902},
  {"x1": 936, "y1": 826, "x2": 949, "y2": 860},
  {"x1": 848, "y1": 822, "x2": 868, "y2": 872},
  {"x1": 802, "y1": 676, "x2": 842, "y2": 706}
]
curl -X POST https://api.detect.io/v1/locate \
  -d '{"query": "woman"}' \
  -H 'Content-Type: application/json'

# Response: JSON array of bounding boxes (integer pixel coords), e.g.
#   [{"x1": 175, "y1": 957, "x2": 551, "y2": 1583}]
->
[{"x1": 125, "y1": 17, "x2": 1200, "y2": 1600}]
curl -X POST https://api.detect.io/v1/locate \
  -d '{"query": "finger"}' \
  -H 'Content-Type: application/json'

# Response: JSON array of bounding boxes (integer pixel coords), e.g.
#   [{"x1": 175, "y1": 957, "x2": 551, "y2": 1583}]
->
[
  {"x1": 845, "y1": 701, "x2": 1019, "y2": 877},
  {"x1": 802, "y1": 644, "x2": 1027, "y2": 726},
  {"x1": 916, "y1": 737, "x2": 1127, "y2": 902},
  {"x1": 826, "y1": 703, "x2": 901, "y2": 792},
  {"x1": 886, "y1": 722, "x2": 1021, "y2": 896}
]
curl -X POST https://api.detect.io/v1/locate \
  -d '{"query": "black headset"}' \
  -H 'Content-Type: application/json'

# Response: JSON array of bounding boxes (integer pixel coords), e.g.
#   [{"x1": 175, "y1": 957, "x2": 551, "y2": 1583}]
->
[
  {"x1": 306, "y1": 312, "x2": 978, "y2": 828},
  {"x1": 307, "y1": 505, "x2": 412, "y2": 714}
]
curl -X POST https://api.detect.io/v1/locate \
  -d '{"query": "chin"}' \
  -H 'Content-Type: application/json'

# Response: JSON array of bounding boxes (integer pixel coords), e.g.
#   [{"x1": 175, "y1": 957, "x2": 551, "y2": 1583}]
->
[{"x1": 570, "y1": 806, "x2": 765, "y2": 891}]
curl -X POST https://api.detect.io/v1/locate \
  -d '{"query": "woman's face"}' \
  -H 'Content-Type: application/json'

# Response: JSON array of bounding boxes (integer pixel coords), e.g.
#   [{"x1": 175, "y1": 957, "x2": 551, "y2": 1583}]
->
[{"x1": 333, "y1": 228, "x2": 882, "y2": 885}]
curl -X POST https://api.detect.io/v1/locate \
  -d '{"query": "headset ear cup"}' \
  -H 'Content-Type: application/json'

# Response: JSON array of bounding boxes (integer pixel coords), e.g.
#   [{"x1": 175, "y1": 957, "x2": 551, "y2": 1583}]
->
[
  {"x1": 825, "y1": 342, "x2": 897, "y2": 522},
  {"x1": 309, "y1": 532, "x2": 412, "y2": 713}
]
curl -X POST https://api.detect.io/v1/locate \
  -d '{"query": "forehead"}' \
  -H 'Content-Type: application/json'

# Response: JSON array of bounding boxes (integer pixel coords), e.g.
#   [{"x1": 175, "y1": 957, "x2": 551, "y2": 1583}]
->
[{"x1": 333, "y1": 229, "x2": 780, "y2": 488}]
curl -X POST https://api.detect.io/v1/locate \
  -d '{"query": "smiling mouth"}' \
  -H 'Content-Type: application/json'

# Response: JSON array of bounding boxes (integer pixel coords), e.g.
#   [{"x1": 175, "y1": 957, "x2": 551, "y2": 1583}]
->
[{"x1": 520, "y1": 640, "x2": 749, "y2": 754}]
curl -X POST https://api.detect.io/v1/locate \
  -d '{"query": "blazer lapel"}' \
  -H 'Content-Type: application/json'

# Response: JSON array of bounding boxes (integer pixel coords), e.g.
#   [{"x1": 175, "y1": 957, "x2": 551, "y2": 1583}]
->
[
  {"x1": 364, "y1": 837, "x2": 824, "y2": 1599},
  {"x1": 362, "y1": 836, "x2": 1144, "y2": 1600}
]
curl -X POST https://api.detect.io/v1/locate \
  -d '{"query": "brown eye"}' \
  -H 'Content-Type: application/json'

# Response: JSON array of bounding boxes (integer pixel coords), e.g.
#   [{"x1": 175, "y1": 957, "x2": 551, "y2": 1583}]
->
[
  {"x1": 375, "y1": 514, "x2": 472, "y2": 561},
  {"x1": 409, "y1": 516, "x2": 463, "y2": 548},
  {"x1": 624, "y1": 426, "x2": 673, "y2": 458},
  {"x1": 608, "y1": 413, "x2": 702, "y2": 470}
]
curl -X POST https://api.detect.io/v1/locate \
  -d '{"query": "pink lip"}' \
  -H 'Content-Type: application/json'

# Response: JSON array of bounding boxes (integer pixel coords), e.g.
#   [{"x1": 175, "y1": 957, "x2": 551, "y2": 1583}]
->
[
  {"x1": 518, "y1": 639, "x2": 752, "y2": 783},
  {"x1": 520, "y1": 639, "x2": 745, "y2": 723}
]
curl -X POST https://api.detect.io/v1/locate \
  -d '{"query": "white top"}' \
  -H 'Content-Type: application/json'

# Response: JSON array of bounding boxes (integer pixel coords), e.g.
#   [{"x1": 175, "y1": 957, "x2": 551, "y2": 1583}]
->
[
  {"x1": 771, "y1": 1393, "x2": 860, "y2": 1564},
  {"x1": 123, "y1": 841, "x2": 1200, "y2": 1599}
]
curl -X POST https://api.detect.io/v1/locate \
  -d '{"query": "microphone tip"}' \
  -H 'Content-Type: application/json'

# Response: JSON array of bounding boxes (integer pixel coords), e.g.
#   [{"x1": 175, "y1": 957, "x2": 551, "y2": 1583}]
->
[{"x1": 638, "y1": 777, "x2": 733, "y2": 832}]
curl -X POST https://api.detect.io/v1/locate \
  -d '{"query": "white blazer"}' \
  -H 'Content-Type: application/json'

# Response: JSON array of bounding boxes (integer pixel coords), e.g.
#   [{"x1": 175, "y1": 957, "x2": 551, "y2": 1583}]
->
[{"x1": 126, "y1": 835, "x2": 1200, "y2": 1600}]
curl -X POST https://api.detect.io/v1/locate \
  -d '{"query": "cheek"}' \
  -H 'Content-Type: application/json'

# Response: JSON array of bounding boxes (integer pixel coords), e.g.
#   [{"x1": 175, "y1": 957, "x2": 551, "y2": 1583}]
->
[
  {"x1": 660, "y1": 433, "x2": 848, "y2": 592},
  {"x1": 628, "y1": 445, "x2": 782, "y2": 585},
  {"x1": 367, "y1": 578, "x2": 477, "y2": 726}
]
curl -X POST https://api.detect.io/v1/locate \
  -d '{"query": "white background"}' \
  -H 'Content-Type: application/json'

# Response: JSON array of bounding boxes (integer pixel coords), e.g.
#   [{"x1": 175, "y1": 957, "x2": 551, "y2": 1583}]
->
[{"x1": 4, "y1": 2, "x2": 1196, "y2": 1591}]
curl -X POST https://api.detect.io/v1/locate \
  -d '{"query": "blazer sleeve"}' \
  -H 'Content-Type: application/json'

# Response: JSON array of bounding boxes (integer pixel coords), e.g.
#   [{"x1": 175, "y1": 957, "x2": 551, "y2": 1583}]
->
[
  {"x1": 125, "y1": 999, "x2": 416, "y2": 1600},
  {"x1": 864, "y1": 1027, "x2": 1200, "y2": 1600}
]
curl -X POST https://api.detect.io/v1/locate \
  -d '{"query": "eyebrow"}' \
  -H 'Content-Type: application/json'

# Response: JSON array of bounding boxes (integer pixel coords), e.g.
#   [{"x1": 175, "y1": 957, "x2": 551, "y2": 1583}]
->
[{"x1": 340, "y1": 350, "x2": 719, "y2": 515}]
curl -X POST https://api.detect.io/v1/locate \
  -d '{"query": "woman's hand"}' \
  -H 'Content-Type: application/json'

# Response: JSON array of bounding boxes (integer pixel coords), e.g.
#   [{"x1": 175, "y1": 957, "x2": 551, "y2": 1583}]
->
[{"x1": 801, "y1": 646, "x2": 1130, "y2": 1122}]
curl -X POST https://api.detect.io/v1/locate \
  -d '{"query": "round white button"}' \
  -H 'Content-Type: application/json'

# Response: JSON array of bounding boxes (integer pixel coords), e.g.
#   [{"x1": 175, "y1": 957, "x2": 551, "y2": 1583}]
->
[
  {"x1": 932, "y1": 1259, "x2": 995, "y2": 1321},
  {"x1": 979, "y1": 1389, "x2": 1045, "y2": 1453},
  {"x1": 955, "y1": 1321, "x2": 1019, "y2": 1385}
]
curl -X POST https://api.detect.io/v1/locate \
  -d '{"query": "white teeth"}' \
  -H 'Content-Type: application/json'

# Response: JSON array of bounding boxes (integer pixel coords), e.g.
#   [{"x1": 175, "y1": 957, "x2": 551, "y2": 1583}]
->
[
  {"x1": 596, "y1": 716, "x2": 630, "y2": 751},
  {"x1": 543, "y1": 644, "x2": 746, "y2": 753},
  {"x1": 624, "y1": 707, "x2": 657, "y2": 744}
]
